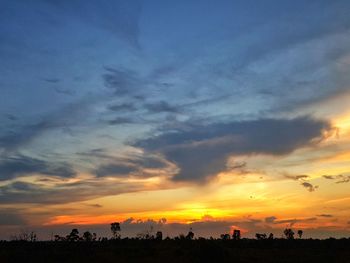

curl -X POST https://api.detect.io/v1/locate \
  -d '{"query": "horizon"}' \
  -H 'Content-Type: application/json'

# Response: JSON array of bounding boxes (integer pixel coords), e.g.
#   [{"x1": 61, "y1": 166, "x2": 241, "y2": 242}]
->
[{"x1": 1, "y1": 0, "x2": 350, "y2": 241}]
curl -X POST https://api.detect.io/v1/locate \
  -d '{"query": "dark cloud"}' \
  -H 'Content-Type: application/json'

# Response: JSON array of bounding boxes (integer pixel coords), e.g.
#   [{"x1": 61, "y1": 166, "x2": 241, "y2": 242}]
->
[
  {"x1": 76, "y1": 148, "x2": 112, "y2": 159},
  {"x1": 323, "y1": 175, "x2": 335, "y2": 180},
  {"x1": 95, "y1": 164, "x2": 135, "y2": 177},
  {"x1": 94, "y1": 155, "x2": 167, "y2": 178},
  {"x1": 132, "y1": 156, "x2": 167, "y2": 170},
  {"x1": 322, "y1": 174, "x2": 350, "y2": 183},
  {"x1": 107, "y1": 117, "x2": 135, "y2": 125},
  {"x1": 43, "y1": 78, "x2": 60, "y2": 83},
  {"x1": 102, "y1": 67, "x2": 141, "y2": 95},
  {"x1": 145, "y1": 101, "x2": 179, "y2": 113},
  {"x1": 317, "y1": 214, "x2": 333, "y2": 218},
  {"x1": 335, "y1": 175, "x2": 350, "y2": 184},
  {"x1": 265, "y1": 216, "x2": 277, "y2": 224},
  {"x1": 228, "y1": 161, "x2": 247, "y2": 170},
  {"x1": 0, "y1": 209, "x2": 26, "y2": 226},
  {"x1": 274, "y1": 217, "x2": 317, "y2": 227},
  {"x1": 107, "y1": 103, "x2": 137, "y2": 112},
  {"x1": 284, "y1": 174, "x2": 309, "y2": 181},
  {"x1": 53, "y1": 87, "x2": 75, "y2": 96},
  {"x1": 0, "y1": 98, "x2": 95, "y2": 152},
  {"x1": 265, "y1": 216, "x2": 317, "y2": 227},
  {"x1": 85, "y1": 203, "x2": 102, "y2": 208},
  {"x1": 0, "y1": 121, "x2": 56, "y2": 152},
  {"x1": 0, "y1": 179, "x2": 142, "y2": 204},
  {"x1": 134, "y1": 116, "x2": 331, "y2": 182},
  {"x1": 301, "y1": 182, "x2": 318, "y2": 192},
  {"x1": 0, "y1": 155, "x2": 76, "y2": 181},
  {"x1": 4, "y1": 114, "x2": 17, "y2": 121}
]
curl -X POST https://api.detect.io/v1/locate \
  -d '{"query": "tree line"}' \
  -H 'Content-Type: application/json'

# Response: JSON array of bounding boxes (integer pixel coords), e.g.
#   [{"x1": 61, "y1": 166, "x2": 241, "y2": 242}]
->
[{"x1": 9, "y1": 222, "x2": 304, "y2": 242}]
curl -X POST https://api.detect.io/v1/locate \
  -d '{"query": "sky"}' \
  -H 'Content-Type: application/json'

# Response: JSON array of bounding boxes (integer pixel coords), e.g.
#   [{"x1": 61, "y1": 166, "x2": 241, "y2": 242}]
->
[{"x1": 1, "y1": 0, "x2": 350, "y2": 240}]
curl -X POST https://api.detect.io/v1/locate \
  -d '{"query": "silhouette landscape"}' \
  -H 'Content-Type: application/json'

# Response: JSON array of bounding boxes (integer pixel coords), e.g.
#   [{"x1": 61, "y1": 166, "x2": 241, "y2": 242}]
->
[
  {"x1": 1, "y1": 0, "x2": 350, "y2": 262},
  {"x1": 2, "y1": 222, "x2": 350, "y2": 263}
]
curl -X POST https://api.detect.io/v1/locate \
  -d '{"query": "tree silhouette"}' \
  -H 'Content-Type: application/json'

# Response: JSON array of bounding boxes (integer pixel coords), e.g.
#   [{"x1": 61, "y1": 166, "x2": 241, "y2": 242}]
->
[
  {"x1": 110, "y1": 222, "x2": 121, "y2": 239},
  {"x1": 283, "y1": 228, "x2": 294, "y2": 240},
  {"x1": 255, "y1": 233, "x2": 267, "y2": 240},
  {"x1": 11, "y1": 230, "x2": 37, "y2": 242},
  {"x1": 297, "y1": 230, "x2": 303, "y2": 239},
  {"x1": 83, "y1": 231, "x2": 93, "y2": 242},
  {"x1": 156, "y1": 231, "x2": 163, "y2": 240},
  {"x1": 67, "y1": 229, "x2": 79, "y2": 242},
  {"x1": 186, "y1": 228, "x2": 194, "y2": 240},
  {"x1": 268, "y1": 233, "x2": 274, "y2": 239},
  {"x1": 220, "y1": 234, "x2": 230, "y2": 240},
  {"x1": 232, "y1": 229, "x2": 241, "y2": 240}
]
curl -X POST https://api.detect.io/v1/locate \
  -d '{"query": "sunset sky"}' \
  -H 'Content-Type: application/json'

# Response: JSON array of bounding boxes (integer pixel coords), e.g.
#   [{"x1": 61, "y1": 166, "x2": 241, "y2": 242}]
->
[{"x1": 1, "y1": 0, "x2": 350, "y2": 240}]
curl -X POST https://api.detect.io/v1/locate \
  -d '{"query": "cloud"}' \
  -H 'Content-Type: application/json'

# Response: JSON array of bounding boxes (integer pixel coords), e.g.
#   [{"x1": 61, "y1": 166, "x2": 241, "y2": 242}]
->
[
  {"x1": 0, "y1": 179, "x2": 143, "y2": 204},
  {"x1": 0, "y1": 121, "x2": 55, "y2": 152},
  {"x1": 0, "y1": 98, "x2": 95, "y2": 152},
  {"x1": 102, "y1": 66, "x2": 141, "y2": 96},
  {"x1": 145, "y1": 101, "x2": 179, "y2": 113},
  {"x1": 264, "y1": 216, "x2": 317, "y2": 227},
  {"x1": 134, "y1": 116, "x2": 331, "y2": 182},
  {"x1": 107, "y1": 103, "x2": 137, "y2": 112},
  {"x1": 94, "y1": 155, "x2": 168, "y2": 178},
  {"x1": 95, "y1": 164, "x2": 136, "y2": 177},
  {"x1": 317, "y1": 214, "x2": 333, "y2": 218},
  {"x1": 265, "y1": 216, "x2": 277, "y2": 224},
  {"x1": 323, "y1": 175, "x2": 335, "y2": 180},
  {"x1": 107, "y1": 117, "x2": 135, "y2": 125},
  {"x1": 0, "y1": 155, "x2": 76, "y2": 181},
  {"x1": 43, "y1": 78, "x2": 60, "y2": 83},
  {"x1": 76, "y1": 148, "x2": 113, "y2": 160},
  {"x1": 46, "y1": 0, "x2": 141, "y2": 47},
  {"x1": 284, "y1": 174, "x2": 309, "y2": 181},
  {"x1": 274, "y1": 217, "x2": 317, "y2": 227},
  {"x1": 0, "y1": 209, "x2": 26, "y2": 226},
  {"x1": 301, "y1": 182, "x2": 318, "y2": 192},
  {"x1": 85, "y1": 203, "x2": 103, "y2": 208},
  {"x1": 222, "y1": 1, "x2": 350, "y2": 71},
  {"x1": 4, "y1": 114, "x2": 18, "y2": 121},
  {"x1": 284, "y1": 174, "x2": 317, "y2": 192},
  {"x1": 335, "y1": 175, "x2": 350, "y2": 184},
  {"x1": 53, "y1": 87, "x2": 75, "y2": 96},
  {"x1": 322, "y1": 174, "x2": 350, "y2": 183}
]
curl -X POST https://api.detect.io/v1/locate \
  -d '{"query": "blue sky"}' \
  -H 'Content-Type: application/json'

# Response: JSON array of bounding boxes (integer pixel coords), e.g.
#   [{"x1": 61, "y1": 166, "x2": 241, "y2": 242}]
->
[{"x1": 1, "y1": 0, "x2": 350, "y2": 239}]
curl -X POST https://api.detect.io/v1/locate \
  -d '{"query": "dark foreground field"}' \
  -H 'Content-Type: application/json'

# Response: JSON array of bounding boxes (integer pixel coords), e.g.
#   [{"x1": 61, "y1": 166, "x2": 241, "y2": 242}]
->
[{"x1": 1, "y1": 239, "x2": 350, "y2": 263}]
